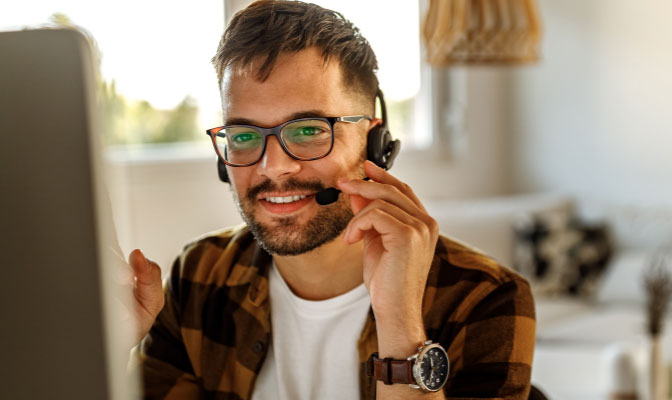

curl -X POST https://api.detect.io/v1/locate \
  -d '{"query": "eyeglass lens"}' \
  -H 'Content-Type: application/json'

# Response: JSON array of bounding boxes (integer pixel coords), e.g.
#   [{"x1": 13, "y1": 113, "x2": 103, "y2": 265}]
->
[{"x1": 214, "y1": 119, "x2": 332, "y2": 165}]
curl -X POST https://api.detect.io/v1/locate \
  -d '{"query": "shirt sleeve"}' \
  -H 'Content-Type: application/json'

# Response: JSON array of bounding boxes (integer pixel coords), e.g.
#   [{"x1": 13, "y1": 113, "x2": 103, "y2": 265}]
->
[
  {"x1": 443, "y1": 277, "x2": 536, "y2": 400},
  {"x1": 135, "y1": 256, "x2": 203, "y2": 399}
]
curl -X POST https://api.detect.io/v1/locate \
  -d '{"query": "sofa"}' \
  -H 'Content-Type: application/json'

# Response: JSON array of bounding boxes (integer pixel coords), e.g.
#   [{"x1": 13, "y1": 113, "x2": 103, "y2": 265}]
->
[{"x1": 424, "y1": 193, "x2": 672, "y2": 400}]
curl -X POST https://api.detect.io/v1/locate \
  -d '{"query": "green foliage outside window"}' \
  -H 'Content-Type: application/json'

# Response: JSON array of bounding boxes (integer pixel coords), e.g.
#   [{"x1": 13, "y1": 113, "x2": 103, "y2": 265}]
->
[
  {"x1": 51, "y1": 12, "x2": 202, "y2": 146},
  {"x1": 100, "y1": 81, "x2": 201, "y2": 145}
]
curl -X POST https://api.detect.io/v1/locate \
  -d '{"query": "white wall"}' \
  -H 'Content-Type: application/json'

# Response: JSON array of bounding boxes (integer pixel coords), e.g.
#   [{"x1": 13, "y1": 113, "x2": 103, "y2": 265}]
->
[
  {"x1": 107, "y1": 145, "x2": 244, "y2": 271},
  {"x1": 395, "y1": 67, "x2": 513, "y2": 200},
  {"x1": 509, "y1": 0, "x2": 672, "y2": 207}
]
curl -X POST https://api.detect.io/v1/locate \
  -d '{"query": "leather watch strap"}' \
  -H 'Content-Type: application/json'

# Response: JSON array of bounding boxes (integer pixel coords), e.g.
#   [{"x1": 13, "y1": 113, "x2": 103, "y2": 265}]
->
[{"x1": 366, "y1": 352, "x2": 414, "y2": 385}]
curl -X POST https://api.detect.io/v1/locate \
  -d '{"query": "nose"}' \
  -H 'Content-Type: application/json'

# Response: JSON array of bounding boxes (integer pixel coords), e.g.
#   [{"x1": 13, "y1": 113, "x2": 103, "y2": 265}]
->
[{"x1": 256, "y1": 135, "x2": 301, "y2": 180}]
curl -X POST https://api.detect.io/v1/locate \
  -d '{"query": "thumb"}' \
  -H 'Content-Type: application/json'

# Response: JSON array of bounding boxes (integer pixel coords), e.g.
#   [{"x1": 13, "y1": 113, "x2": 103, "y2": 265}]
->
[
  {"x1": 127, "y1": 249, "x2": 164, "y2": 341},
  {"x1": 128, "y1": 249, "x2": 161, "y2": 287}
]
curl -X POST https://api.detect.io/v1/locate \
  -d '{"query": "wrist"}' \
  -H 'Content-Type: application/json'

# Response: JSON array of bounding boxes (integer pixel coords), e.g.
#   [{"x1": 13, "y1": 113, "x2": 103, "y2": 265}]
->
[
  {"x1": 369, "y1": 340, "x2": 450, "y2": 395},
  {"x1": 375, "y1": 314, "x2": 426, "y2": 358}
]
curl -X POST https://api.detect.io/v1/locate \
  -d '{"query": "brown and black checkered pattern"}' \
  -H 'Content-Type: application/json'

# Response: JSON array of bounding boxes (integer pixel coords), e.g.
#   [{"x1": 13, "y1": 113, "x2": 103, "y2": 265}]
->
[{"x1": 136, "y1": 224, "x2": 535, "y2": 399}]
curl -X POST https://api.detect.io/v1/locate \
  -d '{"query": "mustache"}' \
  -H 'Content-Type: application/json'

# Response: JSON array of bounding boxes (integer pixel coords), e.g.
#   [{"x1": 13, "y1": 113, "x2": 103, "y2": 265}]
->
[{"x1": 246, "y1": 178, "x2": 327, "y2": 202}]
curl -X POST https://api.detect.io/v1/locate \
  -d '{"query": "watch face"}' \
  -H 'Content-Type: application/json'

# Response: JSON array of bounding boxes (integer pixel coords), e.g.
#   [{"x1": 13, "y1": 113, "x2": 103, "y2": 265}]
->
[{"x1": 416, "y1": 345, "x2": 449, "y2": 391}]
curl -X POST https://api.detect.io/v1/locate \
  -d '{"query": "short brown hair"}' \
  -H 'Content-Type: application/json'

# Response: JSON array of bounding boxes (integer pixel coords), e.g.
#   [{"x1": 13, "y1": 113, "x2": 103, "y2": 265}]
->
[{"x1": 212, "y1": 0, "x2": 379, "y2": 102}]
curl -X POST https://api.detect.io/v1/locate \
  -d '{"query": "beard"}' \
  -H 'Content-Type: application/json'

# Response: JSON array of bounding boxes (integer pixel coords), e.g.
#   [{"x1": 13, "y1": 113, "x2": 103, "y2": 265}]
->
[{"x1": 232, "y1": 177, "x2": 354, "y2": 256}]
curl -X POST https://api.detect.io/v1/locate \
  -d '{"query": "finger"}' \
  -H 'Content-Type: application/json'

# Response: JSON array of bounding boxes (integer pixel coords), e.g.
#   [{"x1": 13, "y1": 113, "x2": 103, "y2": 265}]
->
[
  {"x1": 363, "y1": 160, "x2": 428, "y2": 213},
  {"x1": 128, "y1": 249, "x2": 164, "y2": 317},
  {"x1": 349, "y1": 198, "x2": 419, "y2": 231},
  {"x1": 344, "y1": 201, "x2": 421, "y2": 245},
  {"x1": 348, "y1": 193, "x2": 371, "y2": 215},
  {"x1": 128, "y1": 249, "x2": 162, "y2": 287},
  {"x1": 338, "y1": 176, "x2": 423, "y2": 218}
]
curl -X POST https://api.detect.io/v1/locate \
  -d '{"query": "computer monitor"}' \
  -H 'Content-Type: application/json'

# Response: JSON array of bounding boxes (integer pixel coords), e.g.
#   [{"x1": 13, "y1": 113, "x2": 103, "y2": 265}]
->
[{"x1": 0, "y1": 28, "x2": 139, "y2": 399}]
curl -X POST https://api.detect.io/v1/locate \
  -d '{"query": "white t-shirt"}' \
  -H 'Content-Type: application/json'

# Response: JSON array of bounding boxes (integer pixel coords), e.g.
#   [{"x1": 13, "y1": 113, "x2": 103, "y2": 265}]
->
[{"x1": 251, "y1": 263, "x2": 371, "y2": 400}]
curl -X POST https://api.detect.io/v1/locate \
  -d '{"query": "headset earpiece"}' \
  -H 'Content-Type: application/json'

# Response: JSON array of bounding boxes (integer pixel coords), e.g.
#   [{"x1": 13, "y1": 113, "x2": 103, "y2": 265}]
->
[
  {"x1": 366, "y1": 89, "x2": 401, "y2": 170},
  {"x1": 367, "y1": 125, "x2": 389, "y2": 168},
  {"x1": 217, "y1": 158, "x2": 230, "y2": 183}
]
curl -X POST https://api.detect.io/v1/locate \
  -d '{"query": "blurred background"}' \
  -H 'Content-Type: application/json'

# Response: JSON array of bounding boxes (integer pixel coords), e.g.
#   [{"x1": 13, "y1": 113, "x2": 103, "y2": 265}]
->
[{"x1": 3, "y1": 1, "x2": 671, "y2": 399}]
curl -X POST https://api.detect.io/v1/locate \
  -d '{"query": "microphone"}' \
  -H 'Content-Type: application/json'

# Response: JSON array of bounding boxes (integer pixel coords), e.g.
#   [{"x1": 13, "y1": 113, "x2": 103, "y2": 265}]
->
[{"x1": 315, "y1": 177, "x2": 370, "y2": 206}]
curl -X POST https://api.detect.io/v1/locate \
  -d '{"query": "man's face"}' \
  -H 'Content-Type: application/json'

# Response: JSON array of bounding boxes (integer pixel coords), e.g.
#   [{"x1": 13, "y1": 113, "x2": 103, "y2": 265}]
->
[{"x1": 220, "y1": 47, "x2": 373, "y2": 255}]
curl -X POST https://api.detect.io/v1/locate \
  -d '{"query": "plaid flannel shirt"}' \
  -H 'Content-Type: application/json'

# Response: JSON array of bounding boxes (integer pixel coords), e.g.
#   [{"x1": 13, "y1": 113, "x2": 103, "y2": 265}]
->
[{"x1": 137, "y1": 224, "x2": 535, "y2": 399}]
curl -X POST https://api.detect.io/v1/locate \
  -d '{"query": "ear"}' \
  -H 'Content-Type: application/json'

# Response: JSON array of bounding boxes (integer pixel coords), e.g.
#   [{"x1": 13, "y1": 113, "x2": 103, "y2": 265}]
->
[{"x1": 367, "y1": 117, "x2": 383, "y2": 132}]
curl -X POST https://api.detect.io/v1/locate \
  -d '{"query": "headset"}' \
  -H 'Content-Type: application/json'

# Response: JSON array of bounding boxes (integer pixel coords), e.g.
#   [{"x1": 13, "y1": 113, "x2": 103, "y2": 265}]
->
[{"x1": 217, "y1": 88, "x2": 401, "y2": 183}]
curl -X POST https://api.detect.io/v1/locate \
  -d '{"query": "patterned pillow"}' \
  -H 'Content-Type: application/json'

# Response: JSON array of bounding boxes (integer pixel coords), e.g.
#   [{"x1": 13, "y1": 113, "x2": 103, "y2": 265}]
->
[
  {"x1": 565, "y1": 223, "x2": 612, "y2": 295},
  {"x1": 513, "y1": 212, "x2": 612, "y2": 297}
]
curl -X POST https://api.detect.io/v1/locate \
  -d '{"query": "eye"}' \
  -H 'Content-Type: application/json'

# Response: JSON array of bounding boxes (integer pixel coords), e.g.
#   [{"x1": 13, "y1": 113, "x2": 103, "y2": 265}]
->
[
  {"x1": 233, "y1": 132, "x2": 258, "y2": 142},
  {"x1": 288, "y1": 126, "x2": 328, "y2": 138},
  {"x1": 226, "y1": 130, "x2": 262, "y2": 151}
]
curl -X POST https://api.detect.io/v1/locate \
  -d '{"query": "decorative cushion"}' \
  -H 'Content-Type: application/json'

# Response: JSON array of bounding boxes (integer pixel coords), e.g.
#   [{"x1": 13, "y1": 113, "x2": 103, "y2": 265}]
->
[
  {"x1": 513, "y1": 212, "x2": 612, "y2": 297},
  {"x1": 424, "y1": 193, "x2": 574, "y2": 269},
  {"x1": 565, "y1": 222, "x2": 613, "y2": 295}
]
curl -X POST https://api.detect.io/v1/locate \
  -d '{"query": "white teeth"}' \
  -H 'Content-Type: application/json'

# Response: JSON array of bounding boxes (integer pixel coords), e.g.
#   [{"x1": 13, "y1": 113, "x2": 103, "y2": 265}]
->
[{"x1": 265, "y1": 195, "x2": 307, "y2": 204}]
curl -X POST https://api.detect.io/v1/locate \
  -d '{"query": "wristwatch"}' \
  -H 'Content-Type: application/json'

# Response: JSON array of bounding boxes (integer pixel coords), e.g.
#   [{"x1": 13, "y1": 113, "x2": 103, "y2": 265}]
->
[{"x1": 366, "y1": 340, "x2": 449, "y2": 392}]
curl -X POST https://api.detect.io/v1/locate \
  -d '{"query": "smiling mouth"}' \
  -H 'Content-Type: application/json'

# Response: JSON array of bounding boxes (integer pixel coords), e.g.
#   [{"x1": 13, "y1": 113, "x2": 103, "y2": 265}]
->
[
  {"x1": 263, "y1": 194, "x2": 309, "y2": 204},
  {"x1": 257, "y1": 193, "x2": 316, "y2": 215}
]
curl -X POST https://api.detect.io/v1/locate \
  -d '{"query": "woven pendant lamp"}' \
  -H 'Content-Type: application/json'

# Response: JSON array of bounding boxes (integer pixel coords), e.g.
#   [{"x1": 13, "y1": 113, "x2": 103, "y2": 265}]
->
[{"x1": 423, "y1": 0, "x2": 542, "y2": 65}]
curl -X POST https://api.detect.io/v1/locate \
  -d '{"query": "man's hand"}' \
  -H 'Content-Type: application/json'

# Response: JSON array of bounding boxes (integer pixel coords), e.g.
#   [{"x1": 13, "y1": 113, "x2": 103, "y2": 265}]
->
[
  {"x1": 338, "y1": 161, "x2": 445, "y2": 399},
  {"x1": 337, "y1": 160, "x2": 439, "y2": 356},
  {"x1": 127, "y1": 249, "x2": 165, "y2": 343}
]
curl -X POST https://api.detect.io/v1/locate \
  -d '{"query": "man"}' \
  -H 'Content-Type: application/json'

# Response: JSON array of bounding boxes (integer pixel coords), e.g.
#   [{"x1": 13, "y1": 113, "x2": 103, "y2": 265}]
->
[{"x1": 128, "y1": 1, "x2": 535, "y2": 399}]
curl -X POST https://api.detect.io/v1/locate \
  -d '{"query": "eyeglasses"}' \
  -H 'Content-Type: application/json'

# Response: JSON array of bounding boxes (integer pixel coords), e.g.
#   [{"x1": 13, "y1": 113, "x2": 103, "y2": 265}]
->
[{"x1": 206, "y1": 115, "x2": 371, "y2": 167}]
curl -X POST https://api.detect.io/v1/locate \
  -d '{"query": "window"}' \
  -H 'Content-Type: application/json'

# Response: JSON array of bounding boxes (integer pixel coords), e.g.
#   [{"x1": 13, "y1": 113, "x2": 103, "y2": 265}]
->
[
  {"x1": 309, "y1": 0, "x2": 431, "y2": 149},
  {"x1": 1, "y1": 1, "x2": 225, "y2": 148},
  {"x1": 3, "y1": 1, "x2": 431, "y2": 151},
  {"x1": 223, "y1": 0, "x2": 432, "y2": 150}
]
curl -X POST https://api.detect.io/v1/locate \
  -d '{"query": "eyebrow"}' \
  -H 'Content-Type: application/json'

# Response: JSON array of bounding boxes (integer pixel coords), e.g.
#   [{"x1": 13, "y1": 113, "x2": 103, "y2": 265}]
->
[{"x1": 225, "y1": 110, "x2": 331, "y2": 126}]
